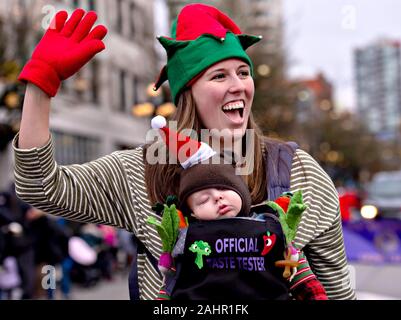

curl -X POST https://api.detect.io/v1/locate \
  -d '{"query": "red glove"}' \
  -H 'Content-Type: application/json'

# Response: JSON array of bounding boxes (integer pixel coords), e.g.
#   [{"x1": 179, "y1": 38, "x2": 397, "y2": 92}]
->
[{"x1": 18, "y1": 9, "x2": 107, "y2": 97}]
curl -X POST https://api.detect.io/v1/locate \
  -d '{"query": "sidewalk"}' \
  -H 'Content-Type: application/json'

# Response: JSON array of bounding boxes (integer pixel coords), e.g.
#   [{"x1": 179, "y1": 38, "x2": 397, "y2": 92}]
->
[
  {"x1": 68, "y1": 275, "x2": 399, "y2": 300},
  {"x1": 351, "y1": 263, "x2": 401, "y2": 299},
  {"x1": 69, "y1": 272, "x2": 130, "y2": 300},
  {"x1": 67, "y1": 263, "x2": 401, "y2": 300},
  {"x1": 356, "y1": 291, "x2": 398, "y2": 300}
]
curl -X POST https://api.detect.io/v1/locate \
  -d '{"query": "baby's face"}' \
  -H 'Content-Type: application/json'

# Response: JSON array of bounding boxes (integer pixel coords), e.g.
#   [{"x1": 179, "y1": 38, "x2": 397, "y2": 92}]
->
[{"x1": 187, "y1": 188, "x2": 242, "y2": 220}]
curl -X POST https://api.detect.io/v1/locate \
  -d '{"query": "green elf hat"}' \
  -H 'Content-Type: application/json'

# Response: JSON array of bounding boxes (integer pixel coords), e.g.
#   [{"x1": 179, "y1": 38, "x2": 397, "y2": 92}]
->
[{"x1": 153, "y1": 4, "x2": 262, "y2": 105}]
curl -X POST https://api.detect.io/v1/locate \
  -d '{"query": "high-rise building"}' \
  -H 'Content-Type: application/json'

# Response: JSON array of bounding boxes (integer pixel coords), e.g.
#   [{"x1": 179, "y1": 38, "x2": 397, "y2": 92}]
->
[
  {"x1": 354, "y1": 39, "x2": 401, "y2": 140},
  {"x1": 292, "y1": 72, "x2": 334, "y2": 153},
  {"x1": 244, "y1": 0, "x2": 284, "y2": 57},
  {"x1": 166, "y1": 0, "x2": 283, "y2": 55},
  {"x1": 295, "y1": 72, "x2": 334, "y2": 123}
]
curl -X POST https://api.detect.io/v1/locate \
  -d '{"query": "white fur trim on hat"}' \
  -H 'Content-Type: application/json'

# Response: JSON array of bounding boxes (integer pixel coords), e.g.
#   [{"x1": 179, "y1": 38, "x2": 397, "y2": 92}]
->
[
  {"x1": 151, "y1": 115, "x2": 167, "y2": 129},
  {"x1": 181, "y1": 142, "x2": 216, "y2": 169}
]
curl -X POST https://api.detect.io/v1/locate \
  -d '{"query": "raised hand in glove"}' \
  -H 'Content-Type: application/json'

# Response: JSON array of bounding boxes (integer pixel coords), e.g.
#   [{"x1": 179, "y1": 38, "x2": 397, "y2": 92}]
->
[{"x1": 18, "y1": 9, "x2": 107, "y2": 97}]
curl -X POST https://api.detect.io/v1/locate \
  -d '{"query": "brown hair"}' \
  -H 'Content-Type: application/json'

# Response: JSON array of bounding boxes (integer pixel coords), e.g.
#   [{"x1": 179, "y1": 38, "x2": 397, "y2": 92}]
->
[{"x1": 143, "y1": 90, "x2": 268, "y2": 206}]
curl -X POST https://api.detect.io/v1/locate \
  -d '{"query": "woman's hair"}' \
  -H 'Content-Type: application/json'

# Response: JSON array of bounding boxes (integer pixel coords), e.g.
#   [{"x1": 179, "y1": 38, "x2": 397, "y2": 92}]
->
[{"x1": 144, "y1": 89, "x2": 269, "y2": 206}]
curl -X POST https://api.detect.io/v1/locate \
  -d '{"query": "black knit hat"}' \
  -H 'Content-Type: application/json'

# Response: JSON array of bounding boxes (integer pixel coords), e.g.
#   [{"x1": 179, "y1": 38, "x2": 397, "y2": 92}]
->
[{"x1": 178, "y1": 160, "x2": 252, "y2": 217}]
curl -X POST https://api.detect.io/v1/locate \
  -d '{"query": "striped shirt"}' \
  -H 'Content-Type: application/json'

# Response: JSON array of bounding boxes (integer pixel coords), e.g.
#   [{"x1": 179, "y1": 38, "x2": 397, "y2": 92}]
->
[{"x1": 12, "y1": 134, "x2": 356, "y2": 300}]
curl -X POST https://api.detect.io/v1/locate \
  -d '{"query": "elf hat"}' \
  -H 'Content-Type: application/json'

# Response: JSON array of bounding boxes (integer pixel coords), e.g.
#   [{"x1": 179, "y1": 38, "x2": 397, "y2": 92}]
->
[
  {"x1": 153, "y1": 3, "x2": 262, "y2": 105},
  {"x1": 151, "y1": 115, "x2": 216, "y2": 169}
]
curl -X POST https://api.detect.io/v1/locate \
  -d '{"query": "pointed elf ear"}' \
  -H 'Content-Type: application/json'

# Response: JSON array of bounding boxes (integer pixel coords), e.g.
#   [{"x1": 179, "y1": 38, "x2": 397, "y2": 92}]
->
[
  {"x1": 157, "y1": 36, "x2": 190, "y2": 55},
  {"x1": 237, "y1": 34, "x2": 263, "y2": 50},
  {"x1": 153, "y1": 65, "x2": 168, "y2": 91},
  {"x1": 154, "y1": 36, "x2": 191, "y2": 91}
]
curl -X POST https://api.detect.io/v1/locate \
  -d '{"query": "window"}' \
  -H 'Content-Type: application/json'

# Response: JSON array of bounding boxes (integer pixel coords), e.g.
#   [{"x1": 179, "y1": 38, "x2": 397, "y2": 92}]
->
[
  {"x1": 53, "y1": 131, "x2": 100, "y2": 164},
  {"x1": 91, "y1": 60, "x2": 99, "y2": 104},
  {"x1": 73, "y1": 71, "x2": 85, "y2": 98},
  {"x1": 119, "y1": 70, "x2": 126, "y2": 112},
  {"x1": 132, "y1": 75, "x2": 138, "y2": 105},
  {"x1": 116, "y1": 0, "x2": 123, "y2": 34},
  {"x1": 130, "y1": 1, "x2": 136, "y2": 39},
  {"x1": 88, "y1": 0, "x2": 95, "y2": 11}
]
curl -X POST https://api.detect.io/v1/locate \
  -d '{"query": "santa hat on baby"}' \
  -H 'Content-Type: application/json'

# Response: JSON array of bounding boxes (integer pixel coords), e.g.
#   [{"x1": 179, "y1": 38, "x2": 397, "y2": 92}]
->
[
  {"x1": 151, "y1": 115, "x2": 216, "y2": 169},
  {"x1": 151, "y1": 115, "x2": 252, "y2": 216}
]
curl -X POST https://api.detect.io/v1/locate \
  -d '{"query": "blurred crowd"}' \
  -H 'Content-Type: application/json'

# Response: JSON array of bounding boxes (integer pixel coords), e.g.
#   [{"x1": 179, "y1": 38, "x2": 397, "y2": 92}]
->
[{"x1": 0, "y1": 184, "x2": 135, "y2": 300}]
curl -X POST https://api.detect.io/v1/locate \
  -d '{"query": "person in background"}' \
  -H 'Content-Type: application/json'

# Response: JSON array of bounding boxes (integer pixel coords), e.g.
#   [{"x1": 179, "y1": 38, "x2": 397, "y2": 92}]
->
[
  {"x1": 24, "y1": 207, "x2": 70, "y2": 299},
  {"x1": 0, "y1": 188, "x2": 35, "y2": 299}
]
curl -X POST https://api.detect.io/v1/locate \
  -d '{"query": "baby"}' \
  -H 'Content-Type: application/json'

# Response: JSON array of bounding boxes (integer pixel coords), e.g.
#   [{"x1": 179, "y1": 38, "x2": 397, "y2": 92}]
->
[{"x1": 154, "y1": 160, "x2": 328, "y2": 300}]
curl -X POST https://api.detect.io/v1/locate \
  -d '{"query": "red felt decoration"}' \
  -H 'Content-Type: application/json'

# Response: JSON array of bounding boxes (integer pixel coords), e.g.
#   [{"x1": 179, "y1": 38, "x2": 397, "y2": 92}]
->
[{"x1": 175, "y1": 4, "x2": 242, "y2": 41}]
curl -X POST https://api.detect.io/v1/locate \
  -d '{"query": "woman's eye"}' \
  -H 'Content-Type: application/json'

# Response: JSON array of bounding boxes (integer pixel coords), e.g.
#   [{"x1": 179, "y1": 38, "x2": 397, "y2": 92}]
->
[
  {"x1": 239, "y1": 70, "x2": 250, "y2": 77},
  {"x1": 211, "y1": 73, "x2": 225, "y2": 80}
]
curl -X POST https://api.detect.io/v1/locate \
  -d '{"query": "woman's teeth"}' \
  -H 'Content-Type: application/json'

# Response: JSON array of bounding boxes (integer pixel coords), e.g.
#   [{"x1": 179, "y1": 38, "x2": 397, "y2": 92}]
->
[
  {"x1": 222, "y1": 101, "x2": 244, "y2": 111},
  {"x1": 222, "y1": 101, "x2": 244, "y2": 118}
]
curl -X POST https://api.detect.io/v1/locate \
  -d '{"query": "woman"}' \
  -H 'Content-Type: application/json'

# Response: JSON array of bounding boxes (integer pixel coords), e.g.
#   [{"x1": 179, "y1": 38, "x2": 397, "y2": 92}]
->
[{"x1": 14, "y1": 4, "x2": 355, "y2": 299}]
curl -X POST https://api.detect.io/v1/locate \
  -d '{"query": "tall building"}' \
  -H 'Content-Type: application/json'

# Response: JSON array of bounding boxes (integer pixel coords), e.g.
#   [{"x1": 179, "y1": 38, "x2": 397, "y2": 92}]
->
[
  {"x1": 292, "y1": 72, "x2": 334, "y2": 153},
  {"x1": 295, "y1": 72, "x2": 334, "y2": 123},
  {"x1": 354, "y1": 39, "x2": 401, "y2": 140},
  {"x1": 243, "y1": 0, "x2": 284, "y2": 58},
  {"x1": 0, "y1": 0, "x2": 164, "y2": 167},
  {"x1": 166, "y1": 0, "x2": 283, "y2": 53}
]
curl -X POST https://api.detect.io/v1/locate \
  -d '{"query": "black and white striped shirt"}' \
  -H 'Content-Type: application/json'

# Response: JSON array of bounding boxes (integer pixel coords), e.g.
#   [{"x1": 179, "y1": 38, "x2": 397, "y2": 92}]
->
[{"x1": 13, "y1": 134, "x2": 356, "y2": 300}]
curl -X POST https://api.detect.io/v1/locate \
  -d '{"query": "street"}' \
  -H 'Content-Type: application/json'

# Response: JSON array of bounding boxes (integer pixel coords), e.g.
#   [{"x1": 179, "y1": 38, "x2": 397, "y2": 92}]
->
[
  {"x1": 351, "y1": 263, "x2": 401, "y2": 299},
  {"x1": 68, "y1": 264, "x2": 401, "y2": 300},
  {"x1": 70, "y1": 271, "x2": 130, "y2": 300}
]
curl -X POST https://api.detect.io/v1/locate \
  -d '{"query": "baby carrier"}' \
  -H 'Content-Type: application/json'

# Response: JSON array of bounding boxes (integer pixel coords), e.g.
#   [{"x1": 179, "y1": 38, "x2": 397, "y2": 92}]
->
[
  {"x1": 168, "y1": 210, "x2": 290, "y2": 300},
  {"x1": 128, "y1": 140, "x2": 299, "y2": 300}
]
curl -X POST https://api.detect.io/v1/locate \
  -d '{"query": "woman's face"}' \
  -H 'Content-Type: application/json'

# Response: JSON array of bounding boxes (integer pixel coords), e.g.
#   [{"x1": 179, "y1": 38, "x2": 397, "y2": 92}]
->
[{"x1": 191, "y1": 59, "x2": 254, "y2": 140}]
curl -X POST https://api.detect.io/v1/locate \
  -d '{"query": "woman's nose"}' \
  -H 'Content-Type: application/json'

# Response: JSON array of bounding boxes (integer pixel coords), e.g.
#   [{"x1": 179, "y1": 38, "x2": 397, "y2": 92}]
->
[{"x1": 228, "y1": 75, "x2": 245, "y2": 93}]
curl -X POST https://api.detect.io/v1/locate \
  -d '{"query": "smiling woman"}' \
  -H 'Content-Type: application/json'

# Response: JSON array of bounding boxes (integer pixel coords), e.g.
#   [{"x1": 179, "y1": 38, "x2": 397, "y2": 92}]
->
[
  {"x1": 192, "y1": 59, "x2": 253, "y2": 137},
  {"x1": 13, "y1": 3, "x2": 355, "y2": 300}
]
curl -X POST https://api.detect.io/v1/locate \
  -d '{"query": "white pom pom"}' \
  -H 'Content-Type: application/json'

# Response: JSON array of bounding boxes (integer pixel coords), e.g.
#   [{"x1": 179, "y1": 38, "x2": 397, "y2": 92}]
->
[{"x1": 151, "y1": 115, "x2": 166, "y2": 129}]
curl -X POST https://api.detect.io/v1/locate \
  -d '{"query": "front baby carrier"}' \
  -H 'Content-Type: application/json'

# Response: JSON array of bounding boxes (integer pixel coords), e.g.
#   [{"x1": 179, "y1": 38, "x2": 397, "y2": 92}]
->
[
  {"x1": 169, "y1": 210, "x2": 290, "y2": 300},
  {"x1": 128, "y1": 140, "x2": 299, "y2": 300}
]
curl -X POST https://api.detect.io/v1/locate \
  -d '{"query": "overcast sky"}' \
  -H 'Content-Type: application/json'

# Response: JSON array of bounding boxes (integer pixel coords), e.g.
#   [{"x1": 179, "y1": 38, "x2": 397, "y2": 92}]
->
[{"x1": 283, "y1": 0, "x2": 401, "y2": 111}]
